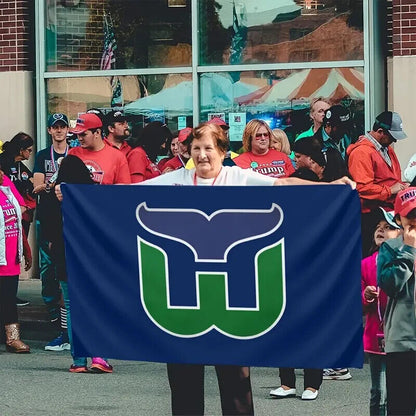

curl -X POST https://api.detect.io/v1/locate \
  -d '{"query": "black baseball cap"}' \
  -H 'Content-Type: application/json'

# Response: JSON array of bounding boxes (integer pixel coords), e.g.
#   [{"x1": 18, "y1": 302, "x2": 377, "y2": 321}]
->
[
  {"x1": 105, "y1": 110, "x2": 127, "y2": 126},
  {"x1": 48, "y1": 113, "x2": 69, "y2": 127},
  {"x1": 86, "y1": 108, "x2": 105, "y2": 123},
  {"x1": 324, "y1": 105, "x2": 350, "y2": 126}
]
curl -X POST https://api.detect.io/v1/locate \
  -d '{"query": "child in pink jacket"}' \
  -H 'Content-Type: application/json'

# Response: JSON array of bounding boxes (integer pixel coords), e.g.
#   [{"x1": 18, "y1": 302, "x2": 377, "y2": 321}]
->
[{"x1": 361, "y1": 208, "x2": 401, "y2": 415}]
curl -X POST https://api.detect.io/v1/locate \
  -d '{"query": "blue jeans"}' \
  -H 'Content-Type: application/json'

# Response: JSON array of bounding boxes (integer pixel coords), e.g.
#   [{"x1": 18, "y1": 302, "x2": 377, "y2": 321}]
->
[
  {"x1": 37, "y1": 220, "x2": 61, "y2": 321},
  {"x1": 60, "y1": 281, "x2": 87, "y2": 367},
  {"x1": 369, "y1": 353, "x2": 387, "y2": 416}
]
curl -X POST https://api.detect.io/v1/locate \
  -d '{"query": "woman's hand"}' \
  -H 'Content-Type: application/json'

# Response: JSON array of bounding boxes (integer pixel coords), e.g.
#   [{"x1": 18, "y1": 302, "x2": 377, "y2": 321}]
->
[
  {"x1": 364, "y1": 285, "x2": 378, "y2": 302},
  {"x1": 24, "y1": 253, "x2": 32, "y2": 271},
  {"x1": 403, "y1": 224, "x2": 416, "y2": 248},
  {"x1": 55, "y1": 184, "x2": 63, "y2": 202},
  {"x1": 33, "y1": 183, "x2": 48, "y2": 194}
]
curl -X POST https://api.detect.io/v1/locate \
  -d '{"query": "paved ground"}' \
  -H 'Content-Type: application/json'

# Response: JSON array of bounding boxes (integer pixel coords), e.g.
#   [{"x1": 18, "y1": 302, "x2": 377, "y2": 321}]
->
[
  {"x1": 1, "y1": 342, "x2": 370, "y2": 416},
  {"x1": 1, "y1": 280, "x2": 371, "y2": 415}
]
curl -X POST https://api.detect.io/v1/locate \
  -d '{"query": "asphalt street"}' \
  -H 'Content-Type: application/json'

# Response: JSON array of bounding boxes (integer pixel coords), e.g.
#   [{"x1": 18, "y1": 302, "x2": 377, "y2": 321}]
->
[{"x1": 1, "y1": 341, "x2": 370, "y2": 416}]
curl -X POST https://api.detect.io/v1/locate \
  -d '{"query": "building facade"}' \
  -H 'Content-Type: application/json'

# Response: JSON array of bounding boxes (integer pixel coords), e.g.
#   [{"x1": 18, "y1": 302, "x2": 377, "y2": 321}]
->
[
  {"x1": 0, "y1": 0, "x2": 415, "y2": 180},
  {"x1": 388, "y1": 0, "x2": 416, "y2": 172}
]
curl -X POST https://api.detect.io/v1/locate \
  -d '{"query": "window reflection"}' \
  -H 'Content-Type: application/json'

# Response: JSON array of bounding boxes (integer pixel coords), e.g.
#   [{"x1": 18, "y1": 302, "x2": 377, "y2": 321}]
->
[
  {"x1": 200, "y1": 0, "x2": 363, "y2": 65},
  {"x1": 46, "y1": 74, "x2": 193, "y2": 134},
  {"x1": 198, "y1": 69, "x2": 364, "y2": 148},
  {"x1": 46, "y1": 0, "x2": 192, "y2": 71},
  {"x1": 45, "y1": 68, "x2": 364, "y2": 150}
]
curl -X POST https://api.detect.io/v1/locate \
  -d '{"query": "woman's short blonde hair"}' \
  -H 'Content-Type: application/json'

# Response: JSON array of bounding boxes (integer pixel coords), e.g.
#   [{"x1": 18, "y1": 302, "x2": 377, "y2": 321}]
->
[
  {"x1": 271, "y1": 128, "x2": 291, "y2": 155},
  {"x1": 241, "y1": 119, "x2": 273, "y2": 152},
  {"x1": 189, "y1": 122, "x2": 228, "y2": 156}
]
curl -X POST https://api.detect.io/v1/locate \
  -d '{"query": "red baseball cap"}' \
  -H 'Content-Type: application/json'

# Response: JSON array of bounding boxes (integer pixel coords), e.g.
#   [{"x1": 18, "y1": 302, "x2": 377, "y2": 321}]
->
[
  {"x1": 208, "y1": 117, "x2": 230, "y2": 130},
  {"x1": 394, "y1": 187, "x2": 416, "y2": 217},
  {"x1": 70, "y1": 113, "x2": 103, "y2": 134},
  {"x1": 178, "y1": 127, "x2": 192, "y2": 143}
]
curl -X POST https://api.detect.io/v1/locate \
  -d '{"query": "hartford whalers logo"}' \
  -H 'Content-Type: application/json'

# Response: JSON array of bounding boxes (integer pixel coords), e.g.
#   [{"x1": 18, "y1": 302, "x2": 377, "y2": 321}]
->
[{"x1": 136, "y1": 202, "x2": 286, "y2": 339}]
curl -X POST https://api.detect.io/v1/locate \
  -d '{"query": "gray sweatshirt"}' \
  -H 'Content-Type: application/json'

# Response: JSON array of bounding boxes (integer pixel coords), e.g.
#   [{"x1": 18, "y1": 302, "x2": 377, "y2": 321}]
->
[{"x1": 377, "y1": 236, "x2": 416, "y2": 353}]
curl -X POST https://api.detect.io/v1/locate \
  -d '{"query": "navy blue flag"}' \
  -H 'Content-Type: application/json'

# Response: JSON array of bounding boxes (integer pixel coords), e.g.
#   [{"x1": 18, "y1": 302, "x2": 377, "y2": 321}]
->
[{"x1": 62, "y1": 184, "x2": 363, "y2": 368}]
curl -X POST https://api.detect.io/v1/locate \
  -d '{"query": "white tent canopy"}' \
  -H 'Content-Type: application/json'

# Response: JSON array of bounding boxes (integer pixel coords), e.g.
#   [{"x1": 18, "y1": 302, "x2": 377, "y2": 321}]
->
[
  {"x1": 216, "y1": 0, "x2": 301, "y2": 28},
  {"x1": 125, "y1": 73, "x2": 258, "y2": 117}
]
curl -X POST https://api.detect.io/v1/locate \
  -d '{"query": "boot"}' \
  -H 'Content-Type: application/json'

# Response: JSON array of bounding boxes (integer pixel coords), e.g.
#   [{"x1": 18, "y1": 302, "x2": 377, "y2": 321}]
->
[{"x1": 5, "y1": 323, "x2": 30, "y2": 353}]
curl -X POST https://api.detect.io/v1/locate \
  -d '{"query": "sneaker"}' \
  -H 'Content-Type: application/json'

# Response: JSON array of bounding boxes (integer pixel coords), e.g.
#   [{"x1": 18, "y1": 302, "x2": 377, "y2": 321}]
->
[
  {"x1": 16, "y1": 297, "x2": 30, "y2": 306},
  {"x1": 90, "y1": 357, "x2": 113, "y2": 373},
  {"x1": 69, "y1": 364, "x2": 89, "y2": 373},
  {"x1": 323, "y1": 368, "x2": 352, "y2": 380},
  {"x1": 44, "y1": 332, "x2": 71, "y2": 351}
]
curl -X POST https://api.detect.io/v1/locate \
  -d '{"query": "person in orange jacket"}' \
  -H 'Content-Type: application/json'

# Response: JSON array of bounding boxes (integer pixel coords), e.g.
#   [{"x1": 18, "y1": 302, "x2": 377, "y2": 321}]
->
[{"x1": 347, "y1": 111, "x2": 408, "y2": 255}]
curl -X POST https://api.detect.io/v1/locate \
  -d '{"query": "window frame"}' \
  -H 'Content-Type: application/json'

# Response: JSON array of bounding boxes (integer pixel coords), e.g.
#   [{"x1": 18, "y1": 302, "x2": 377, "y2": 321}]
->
[{"x1": 36, "y1": 0, "x2": 374, "y2": 150}]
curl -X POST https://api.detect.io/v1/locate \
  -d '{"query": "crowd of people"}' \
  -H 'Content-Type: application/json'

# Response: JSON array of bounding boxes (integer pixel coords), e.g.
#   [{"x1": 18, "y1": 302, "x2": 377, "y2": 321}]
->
[{"x1": 0, "y1": 101, "x2": 415, "y2": 415}]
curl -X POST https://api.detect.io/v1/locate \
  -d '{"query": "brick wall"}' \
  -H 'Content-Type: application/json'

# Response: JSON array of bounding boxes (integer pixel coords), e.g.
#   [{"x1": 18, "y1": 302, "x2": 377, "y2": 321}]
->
[
  {"x1": 392, "y1": 0, "x2": 416, "y2": 56},
  {"x1": 0, "y1": 0, "x2": 32, "y2": 71}
]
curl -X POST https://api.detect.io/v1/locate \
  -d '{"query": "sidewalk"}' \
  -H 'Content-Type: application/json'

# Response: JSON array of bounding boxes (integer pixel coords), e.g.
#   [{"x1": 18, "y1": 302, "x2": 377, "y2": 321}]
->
[{"x1": 17, "y1": 279, "x2": 58, "y2": 342}]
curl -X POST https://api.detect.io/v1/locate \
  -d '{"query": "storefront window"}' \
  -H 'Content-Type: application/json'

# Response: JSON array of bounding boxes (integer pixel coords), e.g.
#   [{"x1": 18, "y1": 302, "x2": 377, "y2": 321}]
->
[
  {"x1": 45, "y1": 0, "x2": 192, "y2": 71},
  {"x1": 46, "y1": 73, "x2": 193, "y2": 134},
  {"x1": 40, "y1": 1, "x2": 366, "y2": 149},
  {"x1": 199, "y1": 68, "x2": 364, "y2": 148},
  {"x1": 199, "y1": 0, "x2": 363, "y2": 66}
]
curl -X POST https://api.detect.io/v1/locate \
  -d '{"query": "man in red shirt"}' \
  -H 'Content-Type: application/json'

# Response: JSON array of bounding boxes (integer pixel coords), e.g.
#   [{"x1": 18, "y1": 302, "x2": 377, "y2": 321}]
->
[
  {"x1": 103, "y1": 110, "x2": 132, "y2": 157},
  {"x1": 69, "y1": 113, "x2": 131, "y2": 185},
  {"x1": 55, "y1": 113, "x2": 130, "y2": 374}
]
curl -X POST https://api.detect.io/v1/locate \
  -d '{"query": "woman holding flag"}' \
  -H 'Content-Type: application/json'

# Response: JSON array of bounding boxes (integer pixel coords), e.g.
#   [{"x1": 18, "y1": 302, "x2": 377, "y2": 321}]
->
[{"x1": 142, "y1": 121, "x2": 355, "y2": 415}]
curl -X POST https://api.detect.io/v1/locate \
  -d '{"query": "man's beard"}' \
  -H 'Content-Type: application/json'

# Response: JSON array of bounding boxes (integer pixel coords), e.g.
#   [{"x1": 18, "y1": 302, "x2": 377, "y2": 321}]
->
[{"x1": 117, "y1": 129, "x2": 130, "y2": 141}]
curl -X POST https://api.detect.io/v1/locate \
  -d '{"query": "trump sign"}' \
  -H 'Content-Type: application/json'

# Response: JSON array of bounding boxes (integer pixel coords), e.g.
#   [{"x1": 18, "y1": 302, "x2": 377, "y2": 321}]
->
[{"x1": 62, "y1": 184, "x2": 363, "y2": 368}]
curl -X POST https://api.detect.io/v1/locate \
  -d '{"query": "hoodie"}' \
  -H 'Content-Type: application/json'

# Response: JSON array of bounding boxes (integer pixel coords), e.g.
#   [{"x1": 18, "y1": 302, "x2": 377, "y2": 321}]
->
[{"x1": 347, "y1": 135, "x2": 403, "y2": 213}]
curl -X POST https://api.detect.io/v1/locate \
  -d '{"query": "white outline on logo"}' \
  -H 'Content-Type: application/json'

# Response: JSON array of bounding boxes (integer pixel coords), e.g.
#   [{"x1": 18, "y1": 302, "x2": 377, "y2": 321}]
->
[
  {"x1": 136, "y1": 202, "x2": 284, "y2": 263},
  {"x1": 137, "y1": 236, "x2": 286, "y2": 339}
]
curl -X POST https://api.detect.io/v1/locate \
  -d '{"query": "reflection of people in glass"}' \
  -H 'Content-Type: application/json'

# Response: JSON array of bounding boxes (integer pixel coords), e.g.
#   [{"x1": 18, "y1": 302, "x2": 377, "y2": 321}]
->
[{"x1": 296, "y1": 98, "x2": 331, "y2": 141}]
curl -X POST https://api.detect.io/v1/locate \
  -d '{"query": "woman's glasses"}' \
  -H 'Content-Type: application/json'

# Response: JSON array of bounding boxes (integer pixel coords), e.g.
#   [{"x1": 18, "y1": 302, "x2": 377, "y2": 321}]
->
[{"x1": 255, "y1": 132, "x2": 270, "y2": 139}]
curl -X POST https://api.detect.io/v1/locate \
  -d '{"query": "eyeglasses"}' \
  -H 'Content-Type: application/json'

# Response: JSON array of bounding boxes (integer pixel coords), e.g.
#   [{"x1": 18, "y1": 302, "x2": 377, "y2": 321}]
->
[{"x1": 255, "y1": 132, "x2": 270, "y2": 139}]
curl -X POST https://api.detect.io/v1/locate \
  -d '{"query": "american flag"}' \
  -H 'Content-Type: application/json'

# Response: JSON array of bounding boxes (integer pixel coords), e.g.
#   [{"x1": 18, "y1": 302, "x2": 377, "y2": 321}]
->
[
  {"x1": 100, "y1": 13, "x2": 123, "y2": 107},
  {"x1": 229, "y1": 2, "x2": 247, "y2": 82},
  {"x1": 100, "y1": 13, "x2": 117, "y2": 70}
]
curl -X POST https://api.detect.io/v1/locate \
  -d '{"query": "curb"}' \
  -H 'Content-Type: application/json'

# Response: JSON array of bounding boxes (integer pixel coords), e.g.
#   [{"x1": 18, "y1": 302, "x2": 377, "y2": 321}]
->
[{"x1": 19, "y1": 307, "x2": 60, "y2": 342}]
